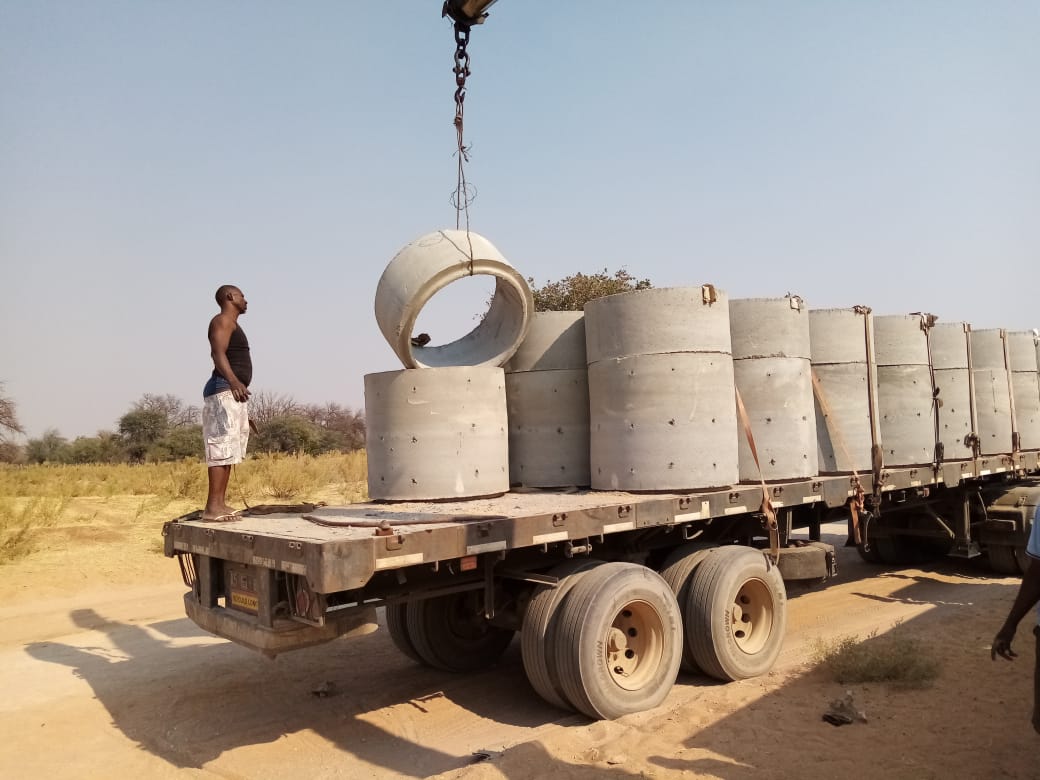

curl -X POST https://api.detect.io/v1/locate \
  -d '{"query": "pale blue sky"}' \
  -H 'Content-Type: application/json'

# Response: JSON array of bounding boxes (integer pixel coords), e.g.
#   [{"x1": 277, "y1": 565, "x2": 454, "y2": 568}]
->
[{"x1": 2, "y1": 1, "x2": 1037, "y2": 439}]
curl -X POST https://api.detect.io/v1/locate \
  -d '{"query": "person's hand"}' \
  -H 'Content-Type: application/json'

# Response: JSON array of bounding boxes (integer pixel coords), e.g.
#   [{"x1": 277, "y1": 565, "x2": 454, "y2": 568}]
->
[
  {"x1": 230, "y1": 380, "x2": 251, "y2": 403},
  {"x1": 992, "y1": 628, "x2": 1017, "y2": 661}
]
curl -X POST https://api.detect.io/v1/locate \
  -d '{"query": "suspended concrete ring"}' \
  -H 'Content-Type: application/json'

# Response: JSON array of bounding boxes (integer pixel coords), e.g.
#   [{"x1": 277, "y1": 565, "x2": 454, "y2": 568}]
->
[{"x1": 375, "y1": 229, "x2": 534, "y2": 369}]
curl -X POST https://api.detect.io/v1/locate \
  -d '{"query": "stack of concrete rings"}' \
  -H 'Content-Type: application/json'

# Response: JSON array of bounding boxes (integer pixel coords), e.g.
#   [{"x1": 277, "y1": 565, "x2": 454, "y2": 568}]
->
[
  {"x1": 928, "y1": 322, "x2": 976, "y2": 460},
  {"x1": 730, "y1": 296, "x2": 817, "y2": 482},
  {"x1": 873, "y1": 314, "x2": 938, "y2": 467},
  {"x1": 504, "y1": 312, "x2": 590, "y2": 488},
  {"x1": 584, "y1": 286, "x2": 739, "y2": 492},
  {"x1": 808, "y1": 307, "x2": 880, "y2": 474},
  {"x1": 970, "y1": 329, "x2": 1015, "y2": 455},
  {"x1": 1007, "y1": 331, "x2": 1040, "y2": 450},
  {"x1": 366, "y1": 230, "x2": 533, "y2": 501}
]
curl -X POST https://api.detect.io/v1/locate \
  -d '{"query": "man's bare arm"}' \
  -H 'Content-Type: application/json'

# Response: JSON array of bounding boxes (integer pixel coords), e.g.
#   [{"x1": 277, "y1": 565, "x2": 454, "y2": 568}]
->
[
  {"x1": 208, "y1": 315, "x2": 250, "y2": 402},
  {"x1": 992, "y1": 558, "x2": 1040, "y2": 661}
]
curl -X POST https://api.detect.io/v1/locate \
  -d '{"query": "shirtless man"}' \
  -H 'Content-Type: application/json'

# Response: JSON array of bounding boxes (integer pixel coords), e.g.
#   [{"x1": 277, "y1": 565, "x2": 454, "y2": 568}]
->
[{"x1": 201, "y1": 285, "x2": 252, "y2": 520}]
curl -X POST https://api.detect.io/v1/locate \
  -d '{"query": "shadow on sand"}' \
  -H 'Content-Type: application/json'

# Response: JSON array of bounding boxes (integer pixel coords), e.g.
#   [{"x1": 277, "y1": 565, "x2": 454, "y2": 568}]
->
[{"x1": 26, "y1": 604, "x2": 614, "y2": 777}]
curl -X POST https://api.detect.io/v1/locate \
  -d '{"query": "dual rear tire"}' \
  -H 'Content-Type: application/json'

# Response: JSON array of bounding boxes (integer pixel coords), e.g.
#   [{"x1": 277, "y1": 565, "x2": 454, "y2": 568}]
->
[
  {"x1": 518, "y1": 547, "x2": 787, "y2": 718},
  {"x1": 662, "y1": 544, "x2": 787, "y2": 682},
  {"x1": 548, "y1": 563, "x2": 684, "y2": 719},
  {"x1": 385, "y1": 591, "x2": 515, "y2": 673},
  {"x1": 386, "y1": 546, "x2": 788, "y2": 720}
]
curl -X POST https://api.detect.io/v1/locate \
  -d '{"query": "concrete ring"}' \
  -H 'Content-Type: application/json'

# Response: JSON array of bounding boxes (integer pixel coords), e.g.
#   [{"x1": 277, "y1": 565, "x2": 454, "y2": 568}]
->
[{"x1": 375, "y1": 230, "x2": 534, "y2": 369}]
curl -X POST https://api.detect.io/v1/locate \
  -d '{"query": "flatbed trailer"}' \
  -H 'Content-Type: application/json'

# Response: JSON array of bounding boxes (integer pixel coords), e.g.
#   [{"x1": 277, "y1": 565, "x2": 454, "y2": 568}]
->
[{"x1": 163, "y1": 450, "x2": 1040, "y2": 719}]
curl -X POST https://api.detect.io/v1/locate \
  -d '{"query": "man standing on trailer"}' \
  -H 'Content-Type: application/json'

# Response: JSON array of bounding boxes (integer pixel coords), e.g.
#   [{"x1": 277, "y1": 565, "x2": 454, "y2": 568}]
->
[
  {"x1": 201, "y1": 284, "x2": 252, "y2": 521},
  {"x1": 992, "y1": 505, "x2": 1040, "y2": 734}
]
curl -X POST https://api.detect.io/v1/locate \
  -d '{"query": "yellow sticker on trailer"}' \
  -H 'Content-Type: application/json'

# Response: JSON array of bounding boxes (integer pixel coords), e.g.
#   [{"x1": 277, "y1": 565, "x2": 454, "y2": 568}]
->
[{"x1": 231, "y1": 590, "x2": 259, "y2": 613}]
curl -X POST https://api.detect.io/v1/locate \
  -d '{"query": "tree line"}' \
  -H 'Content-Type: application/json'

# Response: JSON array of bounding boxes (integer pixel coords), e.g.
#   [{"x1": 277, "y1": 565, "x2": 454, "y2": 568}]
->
[
  {"x1": 0, "y1": 268, "x2": 650, "y2": 465},
  {"x1": 0, "y1": 390, "x2": 365, "y2": 465}
]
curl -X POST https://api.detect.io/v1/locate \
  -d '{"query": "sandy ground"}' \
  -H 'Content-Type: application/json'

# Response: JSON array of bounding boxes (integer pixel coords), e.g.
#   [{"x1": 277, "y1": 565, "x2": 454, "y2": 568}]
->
[{"x1": 0, "y1": 522, "x2": 1037, "y2": 780}]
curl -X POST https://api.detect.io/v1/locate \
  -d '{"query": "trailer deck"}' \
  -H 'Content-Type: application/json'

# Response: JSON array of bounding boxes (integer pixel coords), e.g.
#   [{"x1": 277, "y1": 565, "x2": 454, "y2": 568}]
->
[{"x1": 164, "y1": 451, "x2": 1040, "y2": 594}]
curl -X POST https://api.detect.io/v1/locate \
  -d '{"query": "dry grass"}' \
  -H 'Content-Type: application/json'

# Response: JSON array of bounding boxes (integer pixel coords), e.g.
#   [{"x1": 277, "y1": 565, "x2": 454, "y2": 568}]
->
[
  {"x1": 229, "y1": 451, "x2": 367, "y2": 503},
  {"x1": 0, "y1": 497, "x2": 67, "y2": 563},
  {"x1": 0, "y1": 452, "x2": 369, "y2": 565},
  {"x1": 812, "y1": 625, "x2": 941, "y2": 688}
]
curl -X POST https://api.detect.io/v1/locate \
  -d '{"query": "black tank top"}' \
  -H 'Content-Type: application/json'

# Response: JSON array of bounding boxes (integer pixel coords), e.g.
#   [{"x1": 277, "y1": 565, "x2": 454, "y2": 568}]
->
[{"x1": 216, "y1": 325, "x2": 252, "y2": 386}]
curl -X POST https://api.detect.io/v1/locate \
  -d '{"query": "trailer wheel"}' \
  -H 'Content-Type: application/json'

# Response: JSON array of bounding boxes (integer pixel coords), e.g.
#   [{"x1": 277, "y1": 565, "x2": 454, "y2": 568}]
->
[
  {"x1": 873, "y1": 535, "x2": 949, "y2": 566},
  {"x1": 520, "y1": 558, "x2": 606, "y2": 710},
  {"x1": 552, "y1": 562, "x2": 683, "y2": 719},
  {"x1": 659, "y1": 544, "x2": 714, "y2": 673},
  {"x1": 988, "y1": 545, "x2": 1031, "y2": 576},
  {"x1": 405, "y1": 591, "x2": 515, "y2": 672},
  {"x1": 686, "y1": 546, "x2": 787, "y2": 682},
  {"x1": 856, "y1": 539, "x2": 885, "y2": 564},
  {"x1": 873, "y1": 535, "x2": 916, "y2": 565},
  {"x1": 856, "y1": 512, "x2": 886, "y2": 563},
  {"x1": 385, "y1": 603, "x2": 425, "y2": 664}
]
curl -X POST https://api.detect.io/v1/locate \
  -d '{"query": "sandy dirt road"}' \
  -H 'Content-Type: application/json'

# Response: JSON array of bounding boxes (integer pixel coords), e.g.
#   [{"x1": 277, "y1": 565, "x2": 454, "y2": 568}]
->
[{"x1": 0, "y1": 525, "x2": 1037, "y2": 780}]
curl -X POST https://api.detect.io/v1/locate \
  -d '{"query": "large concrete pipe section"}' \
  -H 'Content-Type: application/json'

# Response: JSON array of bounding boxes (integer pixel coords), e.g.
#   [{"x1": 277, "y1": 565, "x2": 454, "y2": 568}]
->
[
  {"x1": 873, "y1": 314, "x2": 937, "y2": 467},
  {"x1": 364, "y1": 366, "x2": 509, "y2": 500},
  {"x1": 504, "y1": 311, "x2": 590, "y2": 487},
  {"x1": 374, "y1": 230, "x2": 534, "y2": 369},
  {"x1": 929, "y1": 322, "x2": 975, "y2": 461},
  {"x1": 970, "y1": 329, "x2": 1014, "y2": 455},
  {"x1": 730, "y1": 296, "x2": 816, "y2": 481},
  {"x1": 808, "y1": 307, "x2": 881, "y2": 474},
  {"x1": 1007, "y1": 331, "x2": 1040, "y2": 450},
  {"x1": 584, "y1": 286, "x2": 738, "y2": 491}
]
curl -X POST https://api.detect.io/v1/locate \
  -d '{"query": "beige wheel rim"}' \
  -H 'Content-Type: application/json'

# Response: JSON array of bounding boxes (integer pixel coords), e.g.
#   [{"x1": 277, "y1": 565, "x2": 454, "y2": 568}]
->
[
  {"x1": 730, "y1": 578, "x2": 774, "y2": 655},
  {"x1": 604, "y1": 600, "x2": 666, "y2": 691}
]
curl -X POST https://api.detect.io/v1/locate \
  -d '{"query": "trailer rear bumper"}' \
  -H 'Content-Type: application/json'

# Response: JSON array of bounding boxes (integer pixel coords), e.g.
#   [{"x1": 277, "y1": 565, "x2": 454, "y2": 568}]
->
[{"x1": 183, "y1": 592, "x2": 379, "y2": 657}]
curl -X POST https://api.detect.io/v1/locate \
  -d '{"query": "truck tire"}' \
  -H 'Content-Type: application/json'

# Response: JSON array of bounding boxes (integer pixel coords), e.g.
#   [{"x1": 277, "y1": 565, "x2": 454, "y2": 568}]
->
[
  {"x1": 686, "y1": 546, "x2": 787, "y2": 682},
  {"x1": 520, "y1": 558, "x2": 606, "y2": 710},
  {"x1": 385, "y1": 603, "x2": 424, "y2": 665},
  {"x1": 873, "y1": 535, "x2": 949, "y2": 566},
  {"x1": 551, "y1": 562, "x2": 683, "y2": 719},
  {"x1": 405, "y1": 591, "x2": 515, "y2": 672},
  {"x1": 988, "y1": 545, "x2": 1031, "y2": 576},
  {"x1": 659, "y1": 544, "x2": 714, "y2": 673},
  {"x1": 773, "y1": 542, "x2": 832, "y2": 582},
  {"x1": 857, "y1": 539, "x2": 885, "y2": 564},
  {"x1": 873, "y1": 535, "x2": 915, "y2": 565}
]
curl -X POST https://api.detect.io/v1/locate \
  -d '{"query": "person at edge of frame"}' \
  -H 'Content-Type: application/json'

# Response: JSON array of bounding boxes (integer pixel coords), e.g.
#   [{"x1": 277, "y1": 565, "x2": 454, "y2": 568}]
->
[{"x1": 992, "y1": 503, "x2": 1040, "y2": 735}]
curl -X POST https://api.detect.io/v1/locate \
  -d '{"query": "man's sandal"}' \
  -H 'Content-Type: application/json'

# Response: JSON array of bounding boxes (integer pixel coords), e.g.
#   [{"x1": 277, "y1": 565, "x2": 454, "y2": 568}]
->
[{"x1": 199, "y1": 513, "x2": 239, "y2": 523}]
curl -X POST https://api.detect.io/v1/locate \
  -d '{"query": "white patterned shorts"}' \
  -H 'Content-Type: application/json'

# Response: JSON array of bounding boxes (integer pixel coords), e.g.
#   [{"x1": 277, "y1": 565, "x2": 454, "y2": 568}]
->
[{"x1": 202, "y1": 391, "x2": 250, "y2": 466}]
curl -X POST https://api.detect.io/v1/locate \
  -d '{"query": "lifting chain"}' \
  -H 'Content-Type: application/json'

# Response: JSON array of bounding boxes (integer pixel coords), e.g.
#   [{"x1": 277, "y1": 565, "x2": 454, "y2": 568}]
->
[{"x1": 451, "y1": 21, "x2": 476, "y2": 233}]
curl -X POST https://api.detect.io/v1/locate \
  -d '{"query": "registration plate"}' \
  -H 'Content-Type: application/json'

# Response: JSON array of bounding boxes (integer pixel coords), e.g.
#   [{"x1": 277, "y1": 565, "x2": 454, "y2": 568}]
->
[{"x1": 227, "y1": 565, "x2": 259, "y2": 614}]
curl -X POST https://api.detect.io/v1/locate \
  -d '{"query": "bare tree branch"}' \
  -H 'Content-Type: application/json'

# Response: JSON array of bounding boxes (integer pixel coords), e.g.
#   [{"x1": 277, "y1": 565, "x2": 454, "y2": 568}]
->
[
  {"x1": 133, "y1": 393, "x2": 199, "y2": 427},
  {"x1": 0, "y1": 382, "x2": 25, "y2": 443},
  {"x1": 248, "y1": 391, "x2": 301, "y2": 427}
]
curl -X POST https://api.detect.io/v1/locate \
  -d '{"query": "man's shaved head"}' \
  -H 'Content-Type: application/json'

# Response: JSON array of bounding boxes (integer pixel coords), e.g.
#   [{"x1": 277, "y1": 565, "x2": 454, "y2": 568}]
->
[{"x1": 215, "y1": 285, "x2": 240, "y2": 305}]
